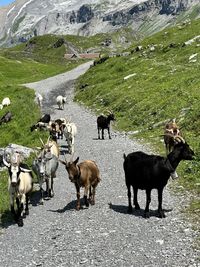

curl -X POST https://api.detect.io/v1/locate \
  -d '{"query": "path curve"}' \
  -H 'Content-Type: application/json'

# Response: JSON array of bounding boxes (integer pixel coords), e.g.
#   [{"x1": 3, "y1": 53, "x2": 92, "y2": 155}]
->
[{"x1": 0, "y1": 62, "x2": 199, "y2": 267}]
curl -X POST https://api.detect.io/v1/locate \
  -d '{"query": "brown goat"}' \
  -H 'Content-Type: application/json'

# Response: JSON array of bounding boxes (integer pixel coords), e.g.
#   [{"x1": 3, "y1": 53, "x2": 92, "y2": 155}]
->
[
  {"x1": 60, "y1": 157, "x2": 101, "y2": 210},
  {"x1": 163, "y1": 119, "x2": 183, "y2": 154}
]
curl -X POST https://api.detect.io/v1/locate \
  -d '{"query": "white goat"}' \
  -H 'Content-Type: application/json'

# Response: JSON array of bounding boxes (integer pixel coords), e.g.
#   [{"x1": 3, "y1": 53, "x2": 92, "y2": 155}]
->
[
  {"x1": 32, "y1": 138, "x2": 59, "y2": 202},
  {"x1": 56, "y1": 95, "x2": 67, "y2": 110},
  {"x1": 63, "y1": 122, "x2": 77, "y2": 154},
  {"x1": 36, "y1": 93, "x2": 43, "y2": 108},
  {"x1": 3, "y1": 152, "x2": 33, "y2": 227},
  {"x1": 2, "y1": 97, "x2": 11, "y2": 107}
]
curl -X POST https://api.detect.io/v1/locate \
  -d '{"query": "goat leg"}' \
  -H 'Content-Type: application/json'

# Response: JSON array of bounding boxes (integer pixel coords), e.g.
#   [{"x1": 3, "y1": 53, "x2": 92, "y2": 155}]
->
[
  {"x1": 89, "y1": 186, "x2": 95, "y2": 205},
  {"x1": 75, "y1": 183, "x2": 81, "y2": 210},
  {"x1": 10, "y1": 195, "x2": 17, "y2": 217},
  {"x1": 40, "y1": 188, "x2": 44, "y2": 205},
  {"x1": 84, "y1": 186, "x2": 89, "y2": 207},
  {"x1": 108, "y1": 127, "x2": 111, "y2": 139},
  {"x1": 45, "y1": 178, "x2": 50, "y2": 199},
  {"x1": 102, "y1": 129, "x2": 104, "y2": 139},
  {"x1": 127, "y1": 185, "x2": 133, "y2": 213},
  {"x1": 50, "y1": 175, "x2": 54, "y2": 198},
  {"x1": 17, "y1": 202, "x2": 24, "y2": 227},
  {"x1": 133, "y1": 187, "x2": 140, "y2": 210},
  {"x1": 158, "y1": 188, "x2": 166, "y2": 218},
  {"x1": 98, "y1": 128, "x2": 101, "y2": 139},
  {"x1": 25, "y1": 194, "x2": 29, "y2": 216},
  {"x1": 89, "y1": 186, "x2": 92, "y2": 203},
  {"x1": 144, "y1": 189, "x2": 151, "y2": 218}
]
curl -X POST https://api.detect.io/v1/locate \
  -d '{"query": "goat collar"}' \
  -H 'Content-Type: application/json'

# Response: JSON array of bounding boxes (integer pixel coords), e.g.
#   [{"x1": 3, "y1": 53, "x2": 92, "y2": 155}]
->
[{"x1": 165, "y1": 158, "x2": 175, "y2": 173}]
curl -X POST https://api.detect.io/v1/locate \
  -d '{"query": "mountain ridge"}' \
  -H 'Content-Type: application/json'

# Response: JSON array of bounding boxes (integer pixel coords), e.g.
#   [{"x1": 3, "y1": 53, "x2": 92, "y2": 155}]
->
[{"x1": 0, "y1": 0, "x2": 200, "y2": 47}]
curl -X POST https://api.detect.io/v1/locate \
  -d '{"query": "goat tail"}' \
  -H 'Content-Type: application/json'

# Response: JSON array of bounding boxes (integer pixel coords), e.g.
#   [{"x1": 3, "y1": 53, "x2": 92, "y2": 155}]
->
[{"x1": 123, "y1": 153, "x2": 126, "y2": 160}]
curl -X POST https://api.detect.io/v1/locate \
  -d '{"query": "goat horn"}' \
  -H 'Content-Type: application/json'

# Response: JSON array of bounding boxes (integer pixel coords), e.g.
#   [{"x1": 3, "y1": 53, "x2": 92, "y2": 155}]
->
[
  {"x1": 174, "y1": 135, "x2": 185, "y2": 143},
  {"x1": 106, "y1": 109, "x2": 112, "y2": 114},
  {"x1": 46, "y1": 136, "x2": 50, "y2": 145},
  {"x1": 39, "y1": 137, "x2": 45, "y2": 146},
  {"x1": 3, "y1": 156, "x2": 10, "y2": 167}
]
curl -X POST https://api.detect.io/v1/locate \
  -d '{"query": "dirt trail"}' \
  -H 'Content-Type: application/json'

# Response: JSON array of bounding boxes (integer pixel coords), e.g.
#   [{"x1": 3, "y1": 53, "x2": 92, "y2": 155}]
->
[{"x1": 0, "y1": 62, "x2": 199, "y2": 267}]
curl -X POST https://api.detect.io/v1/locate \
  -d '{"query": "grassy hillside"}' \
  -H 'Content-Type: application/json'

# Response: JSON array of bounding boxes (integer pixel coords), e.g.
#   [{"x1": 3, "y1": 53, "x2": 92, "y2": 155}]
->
[
  {"x1": 0, "y1": 29, "x2": 139, "y2": 63},
  {"x1": 75, "y1": 19, "x2": 200, "y2": 219}
]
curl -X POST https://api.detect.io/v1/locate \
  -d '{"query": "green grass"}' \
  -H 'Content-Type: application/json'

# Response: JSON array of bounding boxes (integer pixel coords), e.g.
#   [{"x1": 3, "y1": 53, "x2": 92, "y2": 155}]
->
[{"x1": 75, "y1": 18, "x2": 200, "y2": 223}]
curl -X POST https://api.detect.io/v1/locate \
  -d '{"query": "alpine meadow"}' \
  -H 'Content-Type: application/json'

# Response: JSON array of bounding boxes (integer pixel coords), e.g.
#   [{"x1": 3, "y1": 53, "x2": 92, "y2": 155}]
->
[{"x1": 0, "y1": 15, "x2": 199, "y2": 236}]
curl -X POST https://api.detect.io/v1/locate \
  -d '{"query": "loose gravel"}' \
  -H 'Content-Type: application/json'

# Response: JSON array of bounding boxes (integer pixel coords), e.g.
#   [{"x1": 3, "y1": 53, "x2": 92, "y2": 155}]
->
[{"x1": 0, "y1": 61, "x2": 199, "y2": 267}]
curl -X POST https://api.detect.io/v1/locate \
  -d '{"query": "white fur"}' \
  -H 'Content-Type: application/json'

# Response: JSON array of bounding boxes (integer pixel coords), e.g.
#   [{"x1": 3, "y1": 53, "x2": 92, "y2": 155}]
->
[
  {"x1": 2, "y1": 97, "x2": 11, "y2": 107},
  {"x1": 56, "y1": 95, "x2": 67, "y2": 110},
  {"x1": 36, "y1": 93, "x2": 43, "y2": 107},
  {"x1": 63, "y1": 122, "x2": 77, "y2": 154}
]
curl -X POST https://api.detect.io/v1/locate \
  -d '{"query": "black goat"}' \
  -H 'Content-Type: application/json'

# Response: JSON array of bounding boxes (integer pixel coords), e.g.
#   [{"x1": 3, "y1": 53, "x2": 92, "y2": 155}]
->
[
  {"x1": 0, "y1": 111, "x2": 12, "y2": 125},
  {"x1": 123, "y1": 140, "x2": 194, "y2": 218},
  {"x1": 97, "y1": 112, "x2": 115, "y2": 139},
  {"x1": 38, "y1": 114, "x2": 51, "y2": 124},
  {"x1": 30, "y1": 114, "x2": 51, "y2": 132}
]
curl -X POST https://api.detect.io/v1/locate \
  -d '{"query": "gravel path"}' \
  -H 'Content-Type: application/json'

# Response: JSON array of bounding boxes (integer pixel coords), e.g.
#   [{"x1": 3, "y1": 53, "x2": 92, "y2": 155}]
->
[{"x1": 0, "y1": 62, "x2": 199, "y2": 267}]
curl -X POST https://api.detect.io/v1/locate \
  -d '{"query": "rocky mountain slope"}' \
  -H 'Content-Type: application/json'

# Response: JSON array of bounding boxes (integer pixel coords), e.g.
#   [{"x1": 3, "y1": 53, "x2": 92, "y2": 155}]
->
[{"x1": 0, "y1": 0, "x2": 200, "y2": 47}]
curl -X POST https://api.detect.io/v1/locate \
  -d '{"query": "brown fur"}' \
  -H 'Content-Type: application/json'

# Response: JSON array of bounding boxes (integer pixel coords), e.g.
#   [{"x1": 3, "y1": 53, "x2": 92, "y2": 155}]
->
[
  {"x1": 163, "y1": 119, "x2": 183, "y2": 154},
  {"x1": 60, "y1": 157, "x2": 100, "y2": 210}
]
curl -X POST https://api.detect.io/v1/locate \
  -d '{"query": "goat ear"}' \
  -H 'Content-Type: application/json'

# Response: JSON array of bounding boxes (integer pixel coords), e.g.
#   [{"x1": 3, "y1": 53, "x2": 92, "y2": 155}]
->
[
  {"x1": 74, "y1": 157, "x2": 79, "y2": 164},
  {"x1": 59, "y1": 159, "x2": 66, "y2": 166}
]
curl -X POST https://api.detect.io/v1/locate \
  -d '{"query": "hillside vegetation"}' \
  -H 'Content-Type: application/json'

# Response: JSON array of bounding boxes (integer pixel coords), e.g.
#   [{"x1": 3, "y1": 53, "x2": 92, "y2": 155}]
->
[
  {"x1": 1, "y1": 28, "x2": 138, "y2": 61},
  {"x1": 75, "y1": 19, "x2": 200, "y2": 219}
]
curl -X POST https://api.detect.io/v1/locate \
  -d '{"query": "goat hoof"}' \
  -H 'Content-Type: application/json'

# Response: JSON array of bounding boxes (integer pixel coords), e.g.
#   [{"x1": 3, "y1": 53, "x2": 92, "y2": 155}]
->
[
  {"x1": 135, "y1": 205, "x2": 140, "y2": 210},
  {"x1": 25, "y1": 210, "x2": 29, "y2": 216},
  {"x1": 144, "y1": 212, "x2": 150, "y2": 218},
  {"x1": 158, "y1": 212, "x2": 166, "y2": 218},
  {"x1": 17, "y1": 219, "x2": 24, "y2": 227},
  {"x1": 39, "y1": 199, "x2": 44, "y2": 205},
  {"x1": 127, "y1": 207, "x2": 133, "y2": 213}
]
